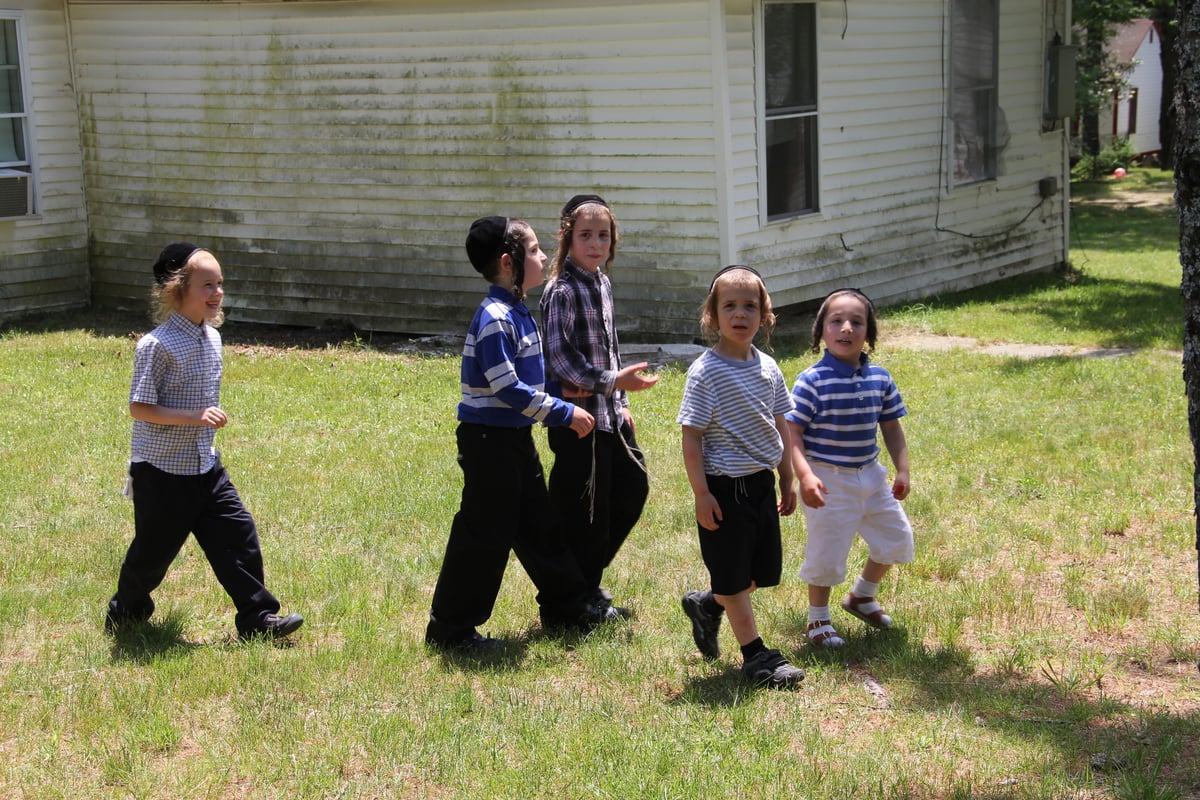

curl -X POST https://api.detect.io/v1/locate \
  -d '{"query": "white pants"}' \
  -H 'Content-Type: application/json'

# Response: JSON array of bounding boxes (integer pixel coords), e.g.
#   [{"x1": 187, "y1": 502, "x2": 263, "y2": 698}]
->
[{"x1": 799, "y1": 460, "x2": 914, "y2": 587}]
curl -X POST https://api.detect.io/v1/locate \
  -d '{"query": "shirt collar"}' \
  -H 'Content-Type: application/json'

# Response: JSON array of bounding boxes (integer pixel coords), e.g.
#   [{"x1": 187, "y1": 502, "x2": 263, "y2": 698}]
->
[
  {"x1": 167, "y1": 312, "x2": 208, "y2": 339},
  {"x1": 819, "y1": 348, "x2": 869, "y2": 377},
  {"x1": 564, "y1": 256, "x2": 601, "y2": 283},
  {"x1": 487, "y1": 283, "x2": 526, "y2": 312}
]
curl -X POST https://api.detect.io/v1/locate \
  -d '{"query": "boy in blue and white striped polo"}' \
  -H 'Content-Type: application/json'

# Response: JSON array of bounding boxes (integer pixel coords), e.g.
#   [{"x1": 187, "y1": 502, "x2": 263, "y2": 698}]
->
[{"x1": 786, "y1": 288, "x2": 914, "y2": 649}]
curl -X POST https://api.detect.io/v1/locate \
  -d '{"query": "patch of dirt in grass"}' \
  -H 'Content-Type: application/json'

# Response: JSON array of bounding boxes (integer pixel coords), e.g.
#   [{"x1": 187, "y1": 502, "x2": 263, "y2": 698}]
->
[{"x1": 884, "y1": 331, "x2": 1140, "y2": 360}]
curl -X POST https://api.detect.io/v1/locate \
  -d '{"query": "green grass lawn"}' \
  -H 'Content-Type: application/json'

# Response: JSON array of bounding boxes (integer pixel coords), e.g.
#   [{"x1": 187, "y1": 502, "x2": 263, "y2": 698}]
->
[{"x1": 1, "y1": 167, "x2": 1195, "y2": 799}]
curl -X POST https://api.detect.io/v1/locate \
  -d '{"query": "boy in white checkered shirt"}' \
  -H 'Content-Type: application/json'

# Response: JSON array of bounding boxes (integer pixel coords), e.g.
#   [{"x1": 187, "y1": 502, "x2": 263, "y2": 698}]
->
[{"x1": 105, "y1": 243, "x2": 303, "y2": 641}]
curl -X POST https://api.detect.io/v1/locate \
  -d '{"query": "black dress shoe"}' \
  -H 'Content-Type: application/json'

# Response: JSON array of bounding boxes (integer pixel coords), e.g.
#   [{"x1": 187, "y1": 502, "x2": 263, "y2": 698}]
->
[
  {"x1": 104, "y1": 604, "x2": 152, "y2": 634},
  {"x1": 426, "y1": 629, "x2": 503, "y2": 653},
  {"x1": 239, "y1": 612, "x2": 304, "y2": 641}
]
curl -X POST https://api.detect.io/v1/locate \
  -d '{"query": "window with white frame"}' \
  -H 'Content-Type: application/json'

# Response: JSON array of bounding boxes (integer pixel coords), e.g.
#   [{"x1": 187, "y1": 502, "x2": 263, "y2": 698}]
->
[
  {"x1": 0, "y1": 14, "x2": 34, "y2": 217},
  {"x1": 763, "y1": 0, "x2": 818, "y2": 220},
  {"x1": 950, "y1": 0, "x2": 998, "y2": 185}
]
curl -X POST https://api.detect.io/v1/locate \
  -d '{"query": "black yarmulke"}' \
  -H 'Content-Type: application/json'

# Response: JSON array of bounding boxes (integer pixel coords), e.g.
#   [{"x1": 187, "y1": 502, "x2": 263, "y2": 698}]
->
[
  {"x1": 560, "y1": 194, "x2": 608, "y2": 220},
  {"x1": 152, "y1": 242, "x2": 200, "y2": 285},
  {"x1": 465, "y1": 216, "x2": 509, "y2": 273}
]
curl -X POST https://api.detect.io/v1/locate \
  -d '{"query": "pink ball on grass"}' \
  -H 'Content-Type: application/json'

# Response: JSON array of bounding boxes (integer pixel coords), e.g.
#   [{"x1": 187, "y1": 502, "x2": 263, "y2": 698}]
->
[{"x1": 1114, "y1": 167, "x2": 1127, "y2": 178}]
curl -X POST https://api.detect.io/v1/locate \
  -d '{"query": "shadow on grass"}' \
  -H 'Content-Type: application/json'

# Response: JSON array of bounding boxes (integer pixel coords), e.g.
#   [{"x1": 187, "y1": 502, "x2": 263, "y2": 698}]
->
[
  {"x1": 107, "y1": 614, "x2": 202, "y2": 664},
  {"x1": 0, "y1": 306, "x2": 433, "y2": 353},
  {"x1": 1071, "y1": 202, "x2": 1179, "y2": 254},
  {"x1": 892, "y1": 267, "x2": 1180, "y2": 350},
  {"x1": 774, "y1": 621, "x2": 1199, "y2": 793}
]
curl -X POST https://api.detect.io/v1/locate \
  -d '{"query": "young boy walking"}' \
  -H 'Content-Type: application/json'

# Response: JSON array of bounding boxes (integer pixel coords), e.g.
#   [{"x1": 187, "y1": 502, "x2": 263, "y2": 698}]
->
[{"x1": 425, "y1": 216, "x2": 615, "y2": 652}]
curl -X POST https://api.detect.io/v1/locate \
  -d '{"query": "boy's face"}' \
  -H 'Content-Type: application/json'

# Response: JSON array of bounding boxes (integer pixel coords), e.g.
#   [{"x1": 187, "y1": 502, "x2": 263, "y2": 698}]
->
[
  {"x1": 566, "y1": 208, "x2": 612, "y2": 272},
  {"x1": 714, "y1": 277, "x2": 763, "y2": 349},
  {"x1": 821, "y1": 294, "x2": 869, "y2": 365},
  {"x1": 179, "y1": 253, "x2": 224, "y2": 325},
  {"x1": 519, "y1": 230, "x2": 548, "y2": 289}
]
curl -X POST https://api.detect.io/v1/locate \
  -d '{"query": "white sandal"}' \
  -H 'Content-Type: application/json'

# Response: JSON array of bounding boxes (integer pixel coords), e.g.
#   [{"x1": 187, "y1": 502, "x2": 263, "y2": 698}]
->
[{"x1": 806, "y1": 620, "x2": 845, "y2": 648}]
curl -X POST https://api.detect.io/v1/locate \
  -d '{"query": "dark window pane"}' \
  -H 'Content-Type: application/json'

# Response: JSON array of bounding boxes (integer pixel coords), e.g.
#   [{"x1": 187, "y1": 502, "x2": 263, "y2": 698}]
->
[
  {"x1": 766, "y1": 115, "x2": 817, "y2": 217},
  {"x1": 764, "y1": 3, "x2": 816, "y2": 113}
]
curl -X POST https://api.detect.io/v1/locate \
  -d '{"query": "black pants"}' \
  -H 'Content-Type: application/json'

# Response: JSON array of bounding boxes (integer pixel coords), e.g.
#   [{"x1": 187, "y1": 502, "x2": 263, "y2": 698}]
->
[
  {"x1": 427, "y1": 424, "x2": 592, "y2": 641},
  {"x1": 546, "y1": 419, "x2": 648, "y2": 594},
  {"x1": 109, "y1": 458, "x2": 280, "y2": 635}
]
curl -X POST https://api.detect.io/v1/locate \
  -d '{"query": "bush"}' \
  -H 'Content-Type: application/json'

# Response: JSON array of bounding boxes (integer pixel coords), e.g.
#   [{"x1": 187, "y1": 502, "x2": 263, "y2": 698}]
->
[{"x1": 1072, "y1": 137, "x2": 1137, "y2": 180}]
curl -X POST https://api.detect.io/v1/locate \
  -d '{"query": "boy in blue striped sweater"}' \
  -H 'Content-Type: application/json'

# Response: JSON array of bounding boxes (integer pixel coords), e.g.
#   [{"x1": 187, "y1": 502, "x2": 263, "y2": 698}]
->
[{"x1": 425, "y1": 217, "x2": 606, "y2": 653}]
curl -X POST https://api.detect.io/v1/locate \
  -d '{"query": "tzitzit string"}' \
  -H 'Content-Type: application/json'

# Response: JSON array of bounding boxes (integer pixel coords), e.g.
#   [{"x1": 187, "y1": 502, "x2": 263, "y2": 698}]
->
[{"x1": 580, "y1": 412, "x2": 648, "y2": 524}]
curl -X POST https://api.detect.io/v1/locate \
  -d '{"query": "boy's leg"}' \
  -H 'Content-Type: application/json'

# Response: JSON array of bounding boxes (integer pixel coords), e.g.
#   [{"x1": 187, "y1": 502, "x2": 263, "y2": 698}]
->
[
  {"x1": 427, "y1": 425, "x2": 522, "y2": 644},
  {"x1": 109, "y1": 462, "x2": 194, "y2": 625},
  {"x1": 546, "y1": 426, "x2": 609, "y2": 591},
  {"x1": 604, "y1": 418, "x2": 648, "y2": 568},
  {"x1": 713, "y1": 589, "x2": 758, "y2": 646},
  {"x1": 190, "y1": 462, "x2": 283, "y2": 636},
  {"x1": 509, "y1": 433, "x2": 595, "y2": 627}
]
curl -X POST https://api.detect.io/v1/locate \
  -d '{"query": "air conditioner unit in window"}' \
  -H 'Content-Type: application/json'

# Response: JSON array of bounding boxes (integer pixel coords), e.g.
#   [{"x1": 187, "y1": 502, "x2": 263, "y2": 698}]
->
[{"x1": 0, "y1": 169, "x2": 31, "y2": 217}]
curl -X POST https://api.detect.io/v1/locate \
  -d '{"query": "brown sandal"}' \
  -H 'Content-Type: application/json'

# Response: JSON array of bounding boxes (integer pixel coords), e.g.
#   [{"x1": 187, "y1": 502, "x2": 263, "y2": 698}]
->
[
  {"x1": 806, "y1": 620, "x2": 845, "y2": 648},
  {"x1": 842, "y1": 593, "x2": 893, "y2": 629}
]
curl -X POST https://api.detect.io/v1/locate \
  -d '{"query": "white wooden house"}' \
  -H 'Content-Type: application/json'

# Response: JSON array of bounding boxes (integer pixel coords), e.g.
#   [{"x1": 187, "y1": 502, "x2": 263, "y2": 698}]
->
[
  {"x1": 2, "y1": 0, "x2": 1074, "y2": 339},
  {"x1": 1106, "y1": 18, "x2": 1163, "y2": 158}
]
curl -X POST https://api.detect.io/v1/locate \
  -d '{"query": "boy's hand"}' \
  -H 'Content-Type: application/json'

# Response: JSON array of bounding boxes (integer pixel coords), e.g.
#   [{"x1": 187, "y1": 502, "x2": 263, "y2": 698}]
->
[
  {"x1": 799, "y1": 473, "x2": 827, "y2": 509},
  {"x1": 777, "y1": 480, "x2": 798, "y2": 517},
  {"x1": 198, "y1": 406, "x2": 228, "y2": 429},
  {"x1": 694, "y1": 490, "x2": 723, "y2": 531},
  {"x1": 569, "y1": 408, "x2": 595, "y2": 439},
  {"x1": 892, "y1": 470, "x2": 910, "y2": 500},
  {"x1": 614, "y1": 362, "x2": 659, "y2": 392}
]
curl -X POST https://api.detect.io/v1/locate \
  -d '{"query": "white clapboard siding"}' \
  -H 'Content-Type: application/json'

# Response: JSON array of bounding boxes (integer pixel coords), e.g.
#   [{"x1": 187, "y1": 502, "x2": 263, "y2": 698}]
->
[
  {"x1": 0, "y1": 1, "x2": 89, "y2": 321},
  {"x1": 727, "y1": 0, "x2": 1067, "y2": 318},
  {"x1": 62, "y1": 0, "x2": 1068, "y2": 337},
  {"x1": 73, "y1": 0, "x2": 727, "y2": 333}
]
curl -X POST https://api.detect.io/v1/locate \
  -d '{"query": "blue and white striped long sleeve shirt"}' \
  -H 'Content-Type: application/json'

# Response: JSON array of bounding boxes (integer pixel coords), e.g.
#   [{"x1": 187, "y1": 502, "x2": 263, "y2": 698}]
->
[{"x1": 457, "y1": 285, "x2": 576, "y2": 429}]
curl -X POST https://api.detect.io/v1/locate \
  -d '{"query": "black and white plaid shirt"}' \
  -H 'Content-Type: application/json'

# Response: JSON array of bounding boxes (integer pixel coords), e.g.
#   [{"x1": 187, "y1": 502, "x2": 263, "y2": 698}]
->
[
  {"x1": 540, "y1": 258, "x2": 628, "y2": 434},
  {"x1": 129, "y1": 313, "x2": 222, "y2": 475}
]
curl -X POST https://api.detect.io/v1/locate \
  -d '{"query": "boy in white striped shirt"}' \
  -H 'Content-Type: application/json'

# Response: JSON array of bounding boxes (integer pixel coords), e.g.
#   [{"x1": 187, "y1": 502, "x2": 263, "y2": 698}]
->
[{"x1": 677, "y1": 266, "x2": 803, "y2": 689}]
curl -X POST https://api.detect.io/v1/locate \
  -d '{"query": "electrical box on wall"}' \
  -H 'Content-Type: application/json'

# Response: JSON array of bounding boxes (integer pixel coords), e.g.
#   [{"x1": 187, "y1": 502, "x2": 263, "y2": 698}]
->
[{"x1": 1045, "y1": 43, "x2": 1077, "y2": 120}]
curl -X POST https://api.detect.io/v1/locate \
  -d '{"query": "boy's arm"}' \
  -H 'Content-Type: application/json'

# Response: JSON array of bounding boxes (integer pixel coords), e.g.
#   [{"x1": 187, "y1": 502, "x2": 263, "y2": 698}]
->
[
  {"x1": 879, "y1": 418, "x2": 910, "y2": 500},
  {"x1": 787, "y1": 419, "x2": 826, "y2": 509},
  {"x1": 682, "y1": 426, "x2": 721, "y2": 531},
  {"x1": 130, "y1": 402, "x2": 227, "y2": 429},
  {"x1": 774, "y1": 414, "x2": 797, "y2": 516},
  {"x1": 473, "y1": 317, "x2": 575, "y2": 427}
]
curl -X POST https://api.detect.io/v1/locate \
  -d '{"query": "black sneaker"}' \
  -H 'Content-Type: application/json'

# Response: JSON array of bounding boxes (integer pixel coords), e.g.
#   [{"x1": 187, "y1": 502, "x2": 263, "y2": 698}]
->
[
  {"x1": 239, "y1": 612, "x2": 304, "y2": 641},
  {"x1": 103, "y1": 607, "x2": 151, "y2": 634},
  {"x1": 742, "y1": 648, "x2": 804, "y2": 689},
  {"x1": 681, "y1": 591, "x2": 722, "y2": 659},
  {"x1": 599, "y1": 604, "x2": 633, "y2": 622},
  {"x1": 426, "y1": 629, "x2": 503, "y2": 653}
]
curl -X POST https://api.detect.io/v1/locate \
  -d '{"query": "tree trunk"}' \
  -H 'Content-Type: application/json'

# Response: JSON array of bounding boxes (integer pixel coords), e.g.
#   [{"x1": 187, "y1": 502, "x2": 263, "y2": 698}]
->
[
  {"x1": 1177, "y1": 0, "x2": 1200, "y2": 623},
  {"x1": 1157, "y1": 4, "x2": 1179, "y2": 169}
]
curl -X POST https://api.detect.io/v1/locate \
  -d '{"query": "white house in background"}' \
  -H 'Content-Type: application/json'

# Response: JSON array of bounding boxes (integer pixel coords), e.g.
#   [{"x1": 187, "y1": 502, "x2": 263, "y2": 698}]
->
[
  {"x1": 1, "y1": 0, "x2": 1074, "y2": 339},
  {"x1": 1107, "y1": 18, "x2": 1164, "y2": 158}
]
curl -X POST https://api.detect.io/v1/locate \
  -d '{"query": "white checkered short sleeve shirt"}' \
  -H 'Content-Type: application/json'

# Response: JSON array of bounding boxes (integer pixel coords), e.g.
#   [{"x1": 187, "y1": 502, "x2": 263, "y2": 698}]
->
[{"x1": 129, "y1": 313, "x2": 222, "y2": 475}]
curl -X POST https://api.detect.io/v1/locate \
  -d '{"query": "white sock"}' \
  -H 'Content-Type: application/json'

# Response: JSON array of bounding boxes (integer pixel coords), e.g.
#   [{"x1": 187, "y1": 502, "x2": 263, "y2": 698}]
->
[
  {"x1": 853, "y1": 577, "x2": 881, "y2": 598},
  {"x1": 808, "y1": 605, "x2": 832, "y2": 625}
]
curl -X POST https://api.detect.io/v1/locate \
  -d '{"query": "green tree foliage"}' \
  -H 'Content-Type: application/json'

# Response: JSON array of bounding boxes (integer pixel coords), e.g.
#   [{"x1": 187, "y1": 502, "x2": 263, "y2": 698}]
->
[{"x1": 1074, "y1": 0, "x2": 1142, "y2": 163}]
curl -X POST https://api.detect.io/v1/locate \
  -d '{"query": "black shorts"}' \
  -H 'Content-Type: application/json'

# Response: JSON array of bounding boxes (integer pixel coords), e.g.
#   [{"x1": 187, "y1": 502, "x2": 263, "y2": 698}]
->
[{"x1": 697, "y1": 469, "x2": 782, "y2": 596}]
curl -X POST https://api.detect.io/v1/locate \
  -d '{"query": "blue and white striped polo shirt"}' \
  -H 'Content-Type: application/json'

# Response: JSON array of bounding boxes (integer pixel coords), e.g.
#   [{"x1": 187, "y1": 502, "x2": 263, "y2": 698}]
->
[{"x1": 785, "y1": 350, "x2": 906, "y2": 468}]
